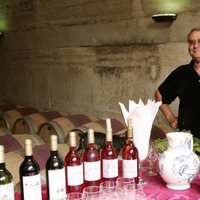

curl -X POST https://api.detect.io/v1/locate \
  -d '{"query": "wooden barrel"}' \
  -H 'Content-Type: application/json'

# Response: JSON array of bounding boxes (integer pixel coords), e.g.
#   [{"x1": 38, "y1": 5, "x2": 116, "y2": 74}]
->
[
  {"x1": 5, "y1": 143, "x2": 69, "y2": 188},
  {"x1": 71, "y1": 118, "x2": 127, "y2": 154},
  {"x1": 0, "y1": 127, "x2": 12, "y2": 136},
  {"x1": 0, "y1": 134, "x2": 45, "y2": 153},
  {"x1": 32, "y1": 143, "x2": 69, "y2": 169},
  {"x1": 37, "y1": 114, "x2": 98, "y2": 144},
  {"x1": 0, "y1": 107, "x2": 46, "y2": 131},
  {"x1": 71, "y1": 118, "x2": 126, "y2": 136},
  {"x1": 0, "y1": 104, "x2": 25, "y2": 127},
  {"x1": 0, "y1": 104, "x2": 17, "y2": 113},
  {"x1": 5, "y1": 151, "x2": 24, "y2": 187},
  {"x1": 12, "y1": 111, "x2": 70, "y2": 135}
]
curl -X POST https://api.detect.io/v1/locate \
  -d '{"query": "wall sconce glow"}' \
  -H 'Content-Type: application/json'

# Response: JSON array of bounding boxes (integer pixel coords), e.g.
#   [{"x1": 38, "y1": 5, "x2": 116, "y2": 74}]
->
[
  {"x1": 0, "y1": 15, "x2": 9, "y2": 31},
  {"x1": 159, "y1": 3, "x2": 182, "y2": 12},
  {"x1": 151, "y1": 0, "x2": 190, "y2": 13},
  {"x1": 152, "y1": 14, "x2": 177, "y2": 22}
]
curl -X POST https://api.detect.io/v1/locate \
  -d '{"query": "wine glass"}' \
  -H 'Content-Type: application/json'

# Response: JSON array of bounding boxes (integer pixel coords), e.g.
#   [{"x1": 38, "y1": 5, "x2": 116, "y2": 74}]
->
[
  {"x1": 66, "y1": 192, "x2": 83, "y2": 200},
  {"x1": 82, "y1": 186, "x2": 103, "y2": 200},
  {"x1": 100, "y1": 180, "x2": 117, "y2": 190},
  {"x1": 102, "y1": 187, "x2": 124, "y2": 200},
  {"x1": 133, "y1": 132, "x2": 153, "y2": 185},
  {"x1": 123, "y1": 183, "x2": 144, "y2": 200},
  {"x1": 116, "y1": 177, "x2": 135, "y2": 189},
  {"x1": 143, "y1": 140, "x2": 159, "y2": 176}
]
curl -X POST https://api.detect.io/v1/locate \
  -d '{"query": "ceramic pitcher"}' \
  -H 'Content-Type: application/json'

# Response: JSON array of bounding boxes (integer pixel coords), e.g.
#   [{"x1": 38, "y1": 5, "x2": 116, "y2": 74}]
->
[{"x1": 158, "y1": 132, "x2": 200, "y2": 190}]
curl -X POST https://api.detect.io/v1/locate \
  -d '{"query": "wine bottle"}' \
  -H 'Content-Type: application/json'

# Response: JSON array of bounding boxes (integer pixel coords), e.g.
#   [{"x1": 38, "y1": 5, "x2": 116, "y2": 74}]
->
[
  {"x1": 19, "y1": 139, "x2": 42, "y2": 200},
  {"x1": 0, "y1": 145, "x2": 14, "y2": 200},
  {"x1": 83, "y1": 128, "x2": 101, "y2": 187},
  {"x1": 122, "y1": 117, "x2": 139, "y2": 183},
  {"x1": 46, "y1": 135, "x2": 66, "y2": 200},
  {"x1": 101, "y1": 118, "x2": 118, "y2": 181},
  {"x1": 65, "y1": 131, "x2": 84, "y2": 193}
]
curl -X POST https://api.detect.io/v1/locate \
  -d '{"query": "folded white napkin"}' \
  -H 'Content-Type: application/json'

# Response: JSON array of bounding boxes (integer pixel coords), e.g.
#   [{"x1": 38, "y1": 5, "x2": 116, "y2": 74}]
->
[{"x1": 119, "y1": 99, "x2": 161, "y2": 160}]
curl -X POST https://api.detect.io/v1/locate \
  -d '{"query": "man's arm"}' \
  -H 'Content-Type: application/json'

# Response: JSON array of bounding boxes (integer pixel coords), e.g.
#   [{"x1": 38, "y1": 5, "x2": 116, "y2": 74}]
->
[{"x1": 155, "y1": 89, "x2": 178, "y2": 129}]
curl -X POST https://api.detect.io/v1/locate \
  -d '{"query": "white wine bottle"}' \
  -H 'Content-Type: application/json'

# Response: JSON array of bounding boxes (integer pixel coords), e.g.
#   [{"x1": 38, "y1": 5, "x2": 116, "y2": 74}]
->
[
  {"x1": 0, "y1": 145, "x2": 14, "y2": 200},
  {"x1": 19, "y1": 139, "x2": 42, "y2": 200},
  {"x1": 46, "y1": 135, "x2": 66, "y2": 200}
]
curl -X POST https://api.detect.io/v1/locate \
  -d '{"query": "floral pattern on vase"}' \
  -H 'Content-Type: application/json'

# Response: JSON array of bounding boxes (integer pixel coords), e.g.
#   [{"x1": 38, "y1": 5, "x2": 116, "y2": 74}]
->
[{"x1": 158, "y1": 132, "x2": 200, "y2": 190}]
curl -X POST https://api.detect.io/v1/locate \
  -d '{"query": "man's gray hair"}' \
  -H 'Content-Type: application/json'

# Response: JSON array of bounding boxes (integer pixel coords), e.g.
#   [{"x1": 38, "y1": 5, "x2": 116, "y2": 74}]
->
[{"x1": 188, "y1": 27, "x2": 200, "y2": 41}]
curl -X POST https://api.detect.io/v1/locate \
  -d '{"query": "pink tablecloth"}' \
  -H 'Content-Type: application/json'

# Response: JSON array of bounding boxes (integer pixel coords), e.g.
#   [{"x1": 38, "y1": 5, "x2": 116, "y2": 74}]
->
[
  {"x1": 143, "y1": 174, "x2": 200, "y2": 200},
  {"x1": 15, "y1": 160, "x2": 200, "y2": 200},
  {"x1": 14, "y1": 175, "x2": 200, "y2": 200}
]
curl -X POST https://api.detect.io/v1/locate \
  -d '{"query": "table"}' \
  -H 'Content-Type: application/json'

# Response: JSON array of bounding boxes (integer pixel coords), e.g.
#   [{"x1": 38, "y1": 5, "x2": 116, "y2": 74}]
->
[
  {"x1": 143, "y1": 174, "x2": 200, "y2": 200},
  {"x1": 14, "y1": 173, "x2": 200, "y2": 200},
  {"x1": 15, "y1": 159, "x2": 200, "y2": 200}
]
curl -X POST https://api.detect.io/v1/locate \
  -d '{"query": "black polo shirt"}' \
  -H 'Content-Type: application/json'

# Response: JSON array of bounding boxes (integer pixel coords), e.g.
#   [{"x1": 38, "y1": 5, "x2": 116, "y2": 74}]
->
[{"x1": 158, "y1": 60, "x2": 200, "y2": 138}]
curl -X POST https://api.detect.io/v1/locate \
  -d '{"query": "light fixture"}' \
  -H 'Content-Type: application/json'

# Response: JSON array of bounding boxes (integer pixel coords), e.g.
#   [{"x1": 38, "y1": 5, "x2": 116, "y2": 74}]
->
[
  {"x1": 0, "y1": 32, "x2": 4, "y2": 37},
  {"x1": 152, "y1": 14, "x2": 177, "y2": 22}
]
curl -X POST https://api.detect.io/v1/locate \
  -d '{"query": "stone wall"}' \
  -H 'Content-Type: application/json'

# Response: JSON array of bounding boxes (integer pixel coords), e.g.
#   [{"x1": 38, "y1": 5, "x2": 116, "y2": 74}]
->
[{"x1": 0, "y1": 0, "x2": 199, "y2": 126}]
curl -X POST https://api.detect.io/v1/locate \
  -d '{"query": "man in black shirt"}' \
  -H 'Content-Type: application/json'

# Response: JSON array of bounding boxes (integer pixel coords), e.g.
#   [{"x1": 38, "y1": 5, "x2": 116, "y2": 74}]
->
[{"x1": 155, "y1": 27, "x2": 200, "y2": 138}]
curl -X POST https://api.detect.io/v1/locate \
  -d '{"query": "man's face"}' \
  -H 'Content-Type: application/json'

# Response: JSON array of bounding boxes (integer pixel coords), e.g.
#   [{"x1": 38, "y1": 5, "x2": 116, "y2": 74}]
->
[{"x1": 188, "y1": 30, "x2": 200, "y2": 62}]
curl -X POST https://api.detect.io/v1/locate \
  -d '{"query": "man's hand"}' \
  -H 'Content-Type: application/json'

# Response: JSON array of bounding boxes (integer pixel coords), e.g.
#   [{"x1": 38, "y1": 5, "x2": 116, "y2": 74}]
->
[{"x1": 168, "y1": 115, "x2": 178, "y2": 129}]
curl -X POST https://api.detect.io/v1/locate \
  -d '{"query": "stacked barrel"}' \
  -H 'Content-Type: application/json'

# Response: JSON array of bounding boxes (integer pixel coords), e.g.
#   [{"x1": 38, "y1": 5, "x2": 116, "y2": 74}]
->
[{"x1": 0, "y1": 103, "x2": 128, "y2": 191}]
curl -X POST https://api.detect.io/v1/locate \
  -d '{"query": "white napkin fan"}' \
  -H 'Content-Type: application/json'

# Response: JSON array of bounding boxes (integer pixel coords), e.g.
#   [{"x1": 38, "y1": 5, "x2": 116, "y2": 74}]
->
[{"x1": 119, "y1": 99, "x2": 161, "y2": 160}]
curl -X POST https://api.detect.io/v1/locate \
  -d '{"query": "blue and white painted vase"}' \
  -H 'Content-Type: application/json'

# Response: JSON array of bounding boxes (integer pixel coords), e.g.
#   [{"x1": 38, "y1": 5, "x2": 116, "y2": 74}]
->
[{"x1": 158, "y1": 132, "x2": 200, "y2": 190}]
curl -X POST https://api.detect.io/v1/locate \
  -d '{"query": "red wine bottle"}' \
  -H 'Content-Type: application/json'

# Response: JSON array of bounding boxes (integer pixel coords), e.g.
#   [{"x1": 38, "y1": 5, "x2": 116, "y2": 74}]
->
[
  {"x1": 101, "y1": 118, "x2": 118, "y2": 181},
  {"x1": 19, "y1": 139, "x2": 42, "y2": 200},
  {"x1": 46, "y1": 135, "x2": 66, "y2": 200},
  {"x1": 65, "y1": 131, "x2": 84, "y2": 193},
  {"x1": 0, "y1": 145, "x2": 14, "y2": 200},
  {"x1": 83, "y1": 129, "x2": 101, "y2": 187},
  {"x1": 122, "y1": 117, "x2": 139, "y2": 183}
]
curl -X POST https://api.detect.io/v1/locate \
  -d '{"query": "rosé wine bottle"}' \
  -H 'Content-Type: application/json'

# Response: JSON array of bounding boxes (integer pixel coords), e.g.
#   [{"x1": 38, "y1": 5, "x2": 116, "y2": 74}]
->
[
  {"x1": 65, "y1": 132, "x2": 84, "y2": 193},
  {"x1": 122, "y1": 117, "x2": 139, "y2": 184},
  {"x1": 83, "y1": 128, "x2": 101, "y2": 187},
  {"x1": 101, "y1": 118, "x2": 118, "y2": 181}
]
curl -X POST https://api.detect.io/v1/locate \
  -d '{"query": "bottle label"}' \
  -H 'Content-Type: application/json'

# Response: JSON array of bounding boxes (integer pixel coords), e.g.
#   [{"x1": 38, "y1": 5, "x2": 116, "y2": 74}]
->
[
  {"x1": 48, "y1": 168, "x2": 66, "y2": 200},
  {"x1": 22, "y1": 173, "x2": 42, "y2": 200},
  {"x1": 0, "y1": 181, "x2": 14, "y2": 200},
  {"x1": 103, "y1": 159, "x2": 118, "y2": 178},
  {"x1": 84, "y1": 160, "x2": 101, "y2": 181},
  {"x1": 122, "y1": 159, "x2": 138, "y2": 178},
  {"x1": 67, "y1": 164, "x2": 83, "y2": 186}
]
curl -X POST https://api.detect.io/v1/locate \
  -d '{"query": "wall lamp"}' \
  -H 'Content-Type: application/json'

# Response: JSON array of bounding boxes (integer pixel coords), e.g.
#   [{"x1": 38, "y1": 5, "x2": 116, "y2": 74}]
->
[{"x1": 152, "y1": 14, "x2": 177, "y2": 22}]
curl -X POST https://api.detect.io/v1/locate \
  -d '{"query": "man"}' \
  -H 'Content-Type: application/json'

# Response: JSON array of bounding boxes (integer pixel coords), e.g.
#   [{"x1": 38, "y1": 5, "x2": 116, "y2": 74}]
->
[{"x1": 155, "y1": 27, "x2": 200, "y2": 138}]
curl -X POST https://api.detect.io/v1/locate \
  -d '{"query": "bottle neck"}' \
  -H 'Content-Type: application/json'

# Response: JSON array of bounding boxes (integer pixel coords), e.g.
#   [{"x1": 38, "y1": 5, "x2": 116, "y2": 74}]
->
[
  {"x1": 69, "y1": 132, "x2": 77, "y2": 147},
  {"x1": 69, "y1": 146, "x2": 77, "y2": 152},
  {"x1": 105, "y1": 141, "x2": 112, "y2": 146},
  {"x1": 87, "y1": 143, "x2": 95, "y2": 149},
  {"x1": 0, "y1": 146, "x2": 5, "y2": 164},
  {"x1": 127, "y1": 127, "x2": 133, "y2": 138},
  {"x1": 127, "y1": 137, "x2": 133, "y2": 142},
  {"x1": 24, "y1": 155, "x2": 34, "y2": 161},
  {"x1": 25, "y1": 140, "x2": 33, "y2": 156},
  {"x1": 88, "y1": 129, "x2": 95, "y2": 144},
  {"x1": 50, "y1": 150, "x2": 58, "y2": 156},
  {"x1": 106, "y1": 128, "x2": 112, "y2": 142},
  {"x1": 0, "y1": 162, "x2": 6, "y2": 170},
  {"x1": 50, "y1": 136, "x2": 58, "y2": 151}
]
